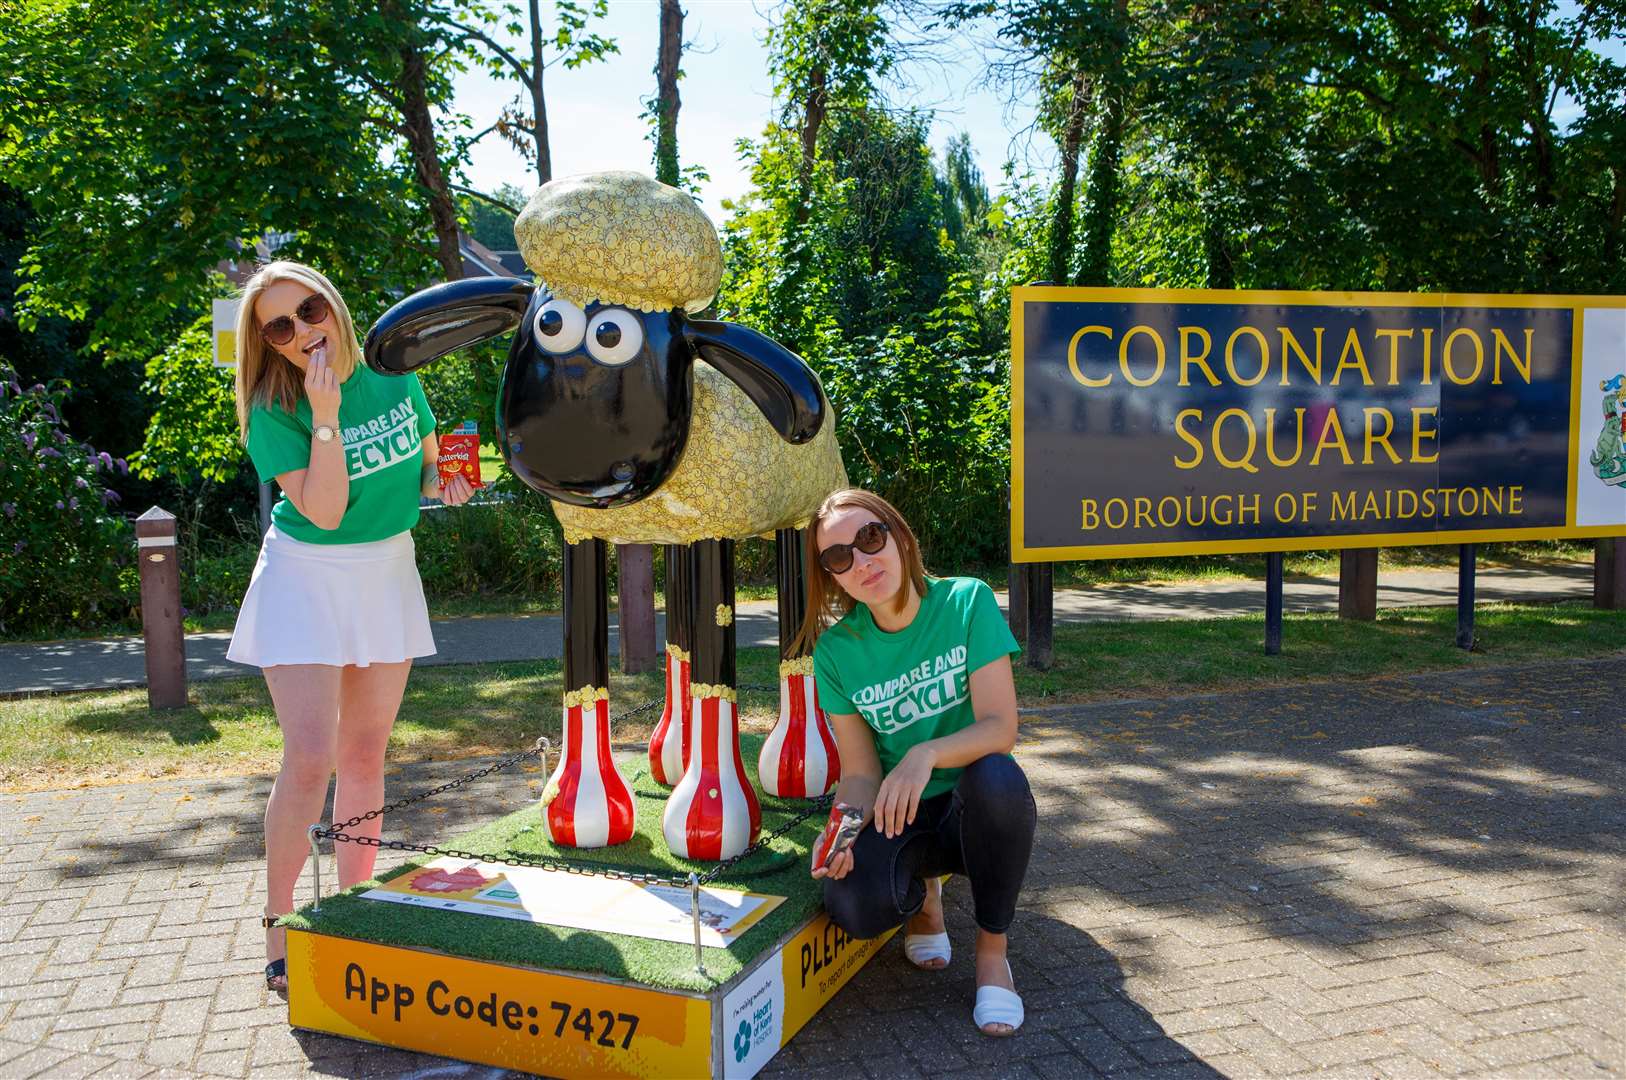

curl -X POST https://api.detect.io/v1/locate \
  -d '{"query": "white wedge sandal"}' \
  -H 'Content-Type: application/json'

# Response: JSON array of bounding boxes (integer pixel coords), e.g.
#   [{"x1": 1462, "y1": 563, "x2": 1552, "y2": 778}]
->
[
  {"x1": 972, "y1": 959, "x2": 1024, "y2": 1036},
  {"x1": 902, "y1": 877, "x2": 951, "y2": 970}
]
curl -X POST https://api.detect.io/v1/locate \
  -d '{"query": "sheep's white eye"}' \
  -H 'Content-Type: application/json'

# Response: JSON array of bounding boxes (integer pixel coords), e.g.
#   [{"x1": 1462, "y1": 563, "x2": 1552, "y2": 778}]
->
[
  {"x1": 585, "y1": 309, "x2": 644, "y2": 366},
  {"x1": 533, "y1": 298, "x2": 586, "y2": 354}
]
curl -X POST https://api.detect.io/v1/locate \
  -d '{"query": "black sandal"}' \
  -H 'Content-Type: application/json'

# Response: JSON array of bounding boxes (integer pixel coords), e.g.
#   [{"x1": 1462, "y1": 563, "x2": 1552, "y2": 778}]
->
[{"x1": 262, "y1": 914, "x2": 289, "y2": 993}]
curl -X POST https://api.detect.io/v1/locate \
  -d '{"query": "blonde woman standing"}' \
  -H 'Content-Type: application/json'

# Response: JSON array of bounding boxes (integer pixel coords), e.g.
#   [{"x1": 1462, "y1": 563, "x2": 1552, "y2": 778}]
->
[{"x1": 226, "y1": 262, "x2": 474, "y2": 993}]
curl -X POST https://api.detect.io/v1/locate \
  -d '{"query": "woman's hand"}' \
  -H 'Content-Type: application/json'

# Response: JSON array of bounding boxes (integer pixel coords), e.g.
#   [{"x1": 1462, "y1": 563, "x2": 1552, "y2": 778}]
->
[
  {"x1": 436, "y1": 473, "x2": 475, "y2": 506},
  {"x1": 873, "y1": 744, "x2": 937, "y2": 838},
  {"x1": 305, "y1": 347, "x2": 341, "y2": 425},
  {"x1": 811, "y1": 846, "x2": 856, "y2": 880}
]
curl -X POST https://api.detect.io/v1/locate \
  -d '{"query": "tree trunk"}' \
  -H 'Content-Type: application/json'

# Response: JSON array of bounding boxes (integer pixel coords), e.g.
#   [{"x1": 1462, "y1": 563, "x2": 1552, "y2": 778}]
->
[
  {"x1": 1047, "y1": 69, "x2": 1088, "y2": 286},
  {"x1": 654, "y1": 0, "x2": 683, "y2": 186},
  {"x1": 1467, "y1": 0, "x2": 1499, "y2": 187},
  {"x1": 792, "y1": 62, "x2": 827, "y2": 224},
  {"x1": 530, "y1": 0, "x2": 551, "y2": 184},
  {"x1": 1202, "y1": 180, "x2": 1235, "y2": 289},
  {"x1": 1077, "y1": 76, "x2": 1124, "y2": 287},
  {"x1": 396, "y1": 43, "x2": 464, "y2": 281}
]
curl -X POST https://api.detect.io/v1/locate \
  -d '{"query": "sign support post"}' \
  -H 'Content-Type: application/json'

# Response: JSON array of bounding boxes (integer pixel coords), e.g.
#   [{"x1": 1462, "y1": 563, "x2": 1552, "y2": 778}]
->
[
  {"x1": 1338, "y1": 549, "x2": 1378, "y2": 620},
  {"x1": 1265, "y1": 553, "x2": 1284, "y2": 655},
  {"x1": 1025, "y1": 564, "x2": 1053, "y2": 669},
  {"x1": 1596, "y1": 538, "x2": 1626, "y2": 609},
  {"x1": 1456, "y1": 544, "x2": 1477, "y2": 649}
]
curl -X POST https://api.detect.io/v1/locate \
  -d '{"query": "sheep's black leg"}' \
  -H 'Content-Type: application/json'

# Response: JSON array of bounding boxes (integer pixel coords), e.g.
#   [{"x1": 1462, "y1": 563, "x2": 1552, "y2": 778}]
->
[
  {"x1": 542, "y1": 538, "x2": 635, "y2": 847},
  {"x1": 563, "y1": 539, "x2": 608, "y2": 692},
  {"x1": 661, "y1": 538, "x2": 760, "y2": 859},
  {"x1": 689, "y1": 539, "x2": 735, "y2": 688},
  {"x1": 759, "y1": 527, "x2": 840, "y2": 797},
  {"x1": 648, "y1": 544, "x2": 693, "y2": 786},
  {"x1": 776, "y1": 527, "x2": 805, "y2": 661}
]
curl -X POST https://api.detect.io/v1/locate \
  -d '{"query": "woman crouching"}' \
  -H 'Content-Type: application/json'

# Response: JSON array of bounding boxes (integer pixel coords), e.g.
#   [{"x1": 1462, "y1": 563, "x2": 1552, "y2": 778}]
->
[{"x1": 797, "y1": 488, "x2": 1035, "y2": 1036}]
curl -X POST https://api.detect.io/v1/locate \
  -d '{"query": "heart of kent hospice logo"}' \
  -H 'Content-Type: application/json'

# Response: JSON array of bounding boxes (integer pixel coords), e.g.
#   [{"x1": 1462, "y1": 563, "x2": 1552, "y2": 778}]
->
[
  {"x1": 734, "y1": 1020, "x2": 751, "y2": 1062},
  {"x1": 851, "y1": 645, "x2": 969, "y2": 735}
]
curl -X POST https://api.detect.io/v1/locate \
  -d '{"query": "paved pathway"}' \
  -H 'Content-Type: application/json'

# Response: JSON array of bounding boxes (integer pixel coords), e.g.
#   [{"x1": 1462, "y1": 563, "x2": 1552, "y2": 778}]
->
[
  {"x1": 0, "y1": 562, "x2": 1598, "y2": 696},
  {"x1": 1, "y1": 656, "x2": 1621, "y2": 1078}
]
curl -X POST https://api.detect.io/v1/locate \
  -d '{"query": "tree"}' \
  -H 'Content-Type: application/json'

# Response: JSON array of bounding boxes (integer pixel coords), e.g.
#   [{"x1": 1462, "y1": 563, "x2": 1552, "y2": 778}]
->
[
  {"x1": 766, "y1": 0, "x2": 894, "y2": 209},
  {"x1": 653, "y1": 0, "x2": 684, "y2": 186},
  {"x1": 935, "y1": 0, "x2": 1136, "y2": 286},
  {"x1": 0, "y1": 0, "x2": 466, "y2": 361},
  {"x1": 441, "y1": 0, "x2": 618, "y2": 185},
  {"x1": 458, "y1": 182, "x2": 531, "y2": 249}
]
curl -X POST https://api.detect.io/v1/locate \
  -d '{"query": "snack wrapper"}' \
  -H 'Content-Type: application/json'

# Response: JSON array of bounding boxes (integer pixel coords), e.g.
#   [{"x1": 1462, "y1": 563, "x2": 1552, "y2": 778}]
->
[
  {"x1": 437, "y1": 420, "x2": 483, "y2": 489},
  {"x1": 811, "y1": 802, "x2": 866, "y2": 873}
]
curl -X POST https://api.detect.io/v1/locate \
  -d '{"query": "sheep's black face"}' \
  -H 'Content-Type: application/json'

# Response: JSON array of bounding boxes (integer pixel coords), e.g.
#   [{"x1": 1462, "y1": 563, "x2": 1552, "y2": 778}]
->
[{"x1": 497, "y1": 293, "x2": 692, "y2": 508}]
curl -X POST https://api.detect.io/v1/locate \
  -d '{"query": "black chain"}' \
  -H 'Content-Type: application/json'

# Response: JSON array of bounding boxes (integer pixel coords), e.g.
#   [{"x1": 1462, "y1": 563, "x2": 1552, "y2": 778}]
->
[
  {"x1": 315, "y1": 685, "x2": 822, "y2": 888},
  {"x1": 697, "y1": 793, "x2": 832, "y2": 884},
  {"x1": 323, "y1": 738, "x2": 551, "y2": 834},
  {"x1": 318, "y1": 830, "x2": 700, "y2": 888}
]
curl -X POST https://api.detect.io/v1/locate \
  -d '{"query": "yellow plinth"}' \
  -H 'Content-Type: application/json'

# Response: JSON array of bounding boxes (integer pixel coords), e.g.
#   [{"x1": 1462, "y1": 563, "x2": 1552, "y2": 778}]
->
[{"x1": 289, "y1": 908, "x2": 896, "y2": 1079}]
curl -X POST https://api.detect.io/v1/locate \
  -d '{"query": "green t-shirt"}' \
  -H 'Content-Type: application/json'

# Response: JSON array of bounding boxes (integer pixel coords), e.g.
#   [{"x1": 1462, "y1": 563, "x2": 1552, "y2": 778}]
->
[
  {"x1": 813, "y1": 576, "x2": 1021, "y2": 799},
  {"x1": 244, "y1": 366, "x2": 437, "y2": 545}
]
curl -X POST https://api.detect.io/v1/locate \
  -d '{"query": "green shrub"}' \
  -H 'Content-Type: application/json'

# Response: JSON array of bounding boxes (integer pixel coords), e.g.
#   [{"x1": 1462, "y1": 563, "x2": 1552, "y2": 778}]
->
[
  {"x1": 0, "y1": 363, "x2": 134, "y2": 635},
  {"x1": 414, "y1": 478, "x2": 567, "y2": 606}
]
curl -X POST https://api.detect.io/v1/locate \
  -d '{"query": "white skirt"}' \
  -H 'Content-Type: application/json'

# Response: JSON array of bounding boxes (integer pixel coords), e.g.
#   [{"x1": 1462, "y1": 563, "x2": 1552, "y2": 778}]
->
[{"x1": 226, "y1": 526, "x2": 436, "y2": 669}]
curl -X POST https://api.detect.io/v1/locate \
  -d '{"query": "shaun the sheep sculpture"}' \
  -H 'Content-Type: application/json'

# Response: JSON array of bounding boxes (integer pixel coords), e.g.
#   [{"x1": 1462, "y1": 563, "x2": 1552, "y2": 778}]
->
[{"x1": 365, "y1": 172, "x2": 844, "y2": 859}]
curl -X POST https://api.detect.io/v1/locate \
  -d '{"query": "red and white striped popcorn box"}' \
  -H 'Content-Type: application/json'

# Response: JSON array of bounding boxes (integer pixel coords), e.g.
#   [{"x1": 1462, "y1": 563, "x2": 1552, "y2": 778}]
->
[
  {"x1": 661, "y1": 684, "x2": 762, "y2": 861},
  {"x1": 758, "y1": 657, "x2": 840, "y2": 799},
  {"x1": 647, "y1": 643, "x2": 692, "y2": 787},
  {"x1": 540, "y1": 686, "x2": 637, "y2": 848}
]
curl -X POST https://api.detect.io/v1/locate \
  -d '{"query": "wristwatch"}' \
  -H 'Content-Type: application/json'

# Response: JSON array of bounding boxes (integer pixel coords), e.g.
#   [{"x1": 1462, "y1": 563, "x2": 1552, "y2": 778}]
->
[{"x1": 313, "y1": 424, "x2": 337, "y2": 444}]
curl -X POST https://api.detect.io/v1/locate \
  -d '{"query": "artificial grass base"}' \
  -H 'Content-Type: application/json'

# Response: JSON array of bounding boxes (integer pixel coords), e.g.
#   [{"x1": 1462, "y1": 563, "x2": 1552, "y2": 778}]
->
[{"x1": 287, "y1": 735, "x2": 832, "y2": 992}]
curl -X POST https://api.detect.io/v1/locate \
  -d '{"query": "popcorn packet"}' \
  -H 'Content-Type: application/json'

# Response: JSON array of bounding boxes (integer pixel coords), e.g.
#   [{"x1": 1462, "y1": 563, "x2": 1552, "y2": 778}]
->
[
  {"x1": 811, "y1": 802, "x2": 866, "y2": 874},
  {"x1": 437, "y1": 420, "x2": 483, "y2": 489}
]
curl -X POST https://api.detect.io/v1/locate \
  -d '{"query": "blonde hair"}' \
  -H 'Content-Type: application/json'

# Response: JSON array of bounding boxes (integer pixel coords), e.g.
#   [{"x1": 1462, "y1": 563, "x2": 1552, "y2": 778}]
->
[
  {"x1": 790, "y1": 488, "x2": 930, "y2": 656},
  {"x1": 233, "y1": 261, "x2": 361, "y2": 440}
]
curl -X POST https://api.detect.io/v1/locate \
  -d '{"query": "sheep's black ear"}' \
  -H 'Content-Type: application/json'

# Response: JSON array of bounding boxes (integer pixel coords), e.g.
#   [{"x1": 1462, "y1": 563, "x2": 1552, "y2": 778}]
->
[
  {"x1": 682, "y1": 319, "x2": 825, "y2": 444},
  {"x1": 364, "y1": 278, "x2": 534, "y2": 375}
]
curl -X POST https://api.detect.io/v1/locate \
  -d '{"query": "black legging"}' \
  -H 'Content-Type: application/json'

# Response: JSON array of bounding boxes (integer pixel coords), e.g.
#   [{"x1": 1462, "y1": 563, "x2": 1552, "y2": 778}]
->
[{"x1": 822, "y1": 753, "x2": 1036, "y2": 938}]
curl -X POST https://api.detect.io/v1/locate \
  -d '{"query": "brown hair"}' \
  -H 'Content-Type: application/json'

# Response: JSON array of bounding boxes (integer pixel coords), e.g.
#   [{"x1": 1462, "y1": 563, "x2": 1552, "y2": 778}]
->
[
  {"x1": 790, "y1": 488, "x2": 930, "y2": 656},
  {"x1": 233, "y1": 261, "x2": 361, "y2": 441}
]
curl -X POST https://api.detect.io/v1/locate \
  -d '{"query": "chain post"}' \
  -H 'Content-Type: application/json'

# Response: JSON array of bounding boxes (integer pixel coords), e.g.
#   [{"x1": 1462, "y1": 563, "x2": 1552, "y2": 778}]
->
[
  {"x1": 308, "y1": 825, "x2": 324, "y2": 914},
  {"x1": 690, "y1": 872, "x2": 706, "y2": 977}
]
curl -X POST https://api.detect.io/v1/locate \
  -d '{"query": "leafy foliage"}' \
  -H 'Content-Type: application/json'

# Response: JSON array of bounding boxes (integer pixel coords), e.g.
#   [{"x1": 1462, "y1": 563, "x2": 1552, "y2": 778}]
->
[
  {"x1": 131, "y1": 316, "x2": 241, "y2": 486},
  {"x1": 0, "y1": 364, "x2": 133, "y2": 634},
  {"x1": 721, "y1": 22, "x2": 1011, "y2": 566},
  {"x1": 0, "y1": 0, "x2": 448, "y2": 362}
]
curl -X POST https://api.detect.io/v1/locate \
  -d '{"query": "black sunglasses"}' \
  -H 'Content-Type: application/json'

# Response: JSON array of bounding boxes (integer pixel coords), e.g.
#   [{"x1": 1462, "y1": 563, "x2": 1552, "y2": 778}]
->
[
  {"x1": 259, "y1": 293, "x2": 332, "y2": 346},
  {"x1": 818, "y1": 520, "x2": 890, "y2": 575}
]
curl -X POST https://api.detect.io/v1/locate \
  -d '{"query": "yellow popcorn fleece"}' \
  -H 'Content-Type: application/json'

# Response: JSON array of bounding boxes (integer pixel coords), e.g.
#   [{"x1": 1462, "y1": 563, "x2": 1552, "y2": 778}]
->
[{"x1": 515, "y1": 171, "x2": 723, "y2": 314}]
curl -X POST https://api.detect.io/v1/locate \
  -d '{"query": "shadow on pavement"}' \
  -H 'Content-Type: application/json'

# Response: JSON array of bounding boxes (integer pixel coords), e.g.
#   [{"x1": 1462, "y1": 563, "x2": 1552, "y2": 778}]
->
[{"x1": 1019, "y1": 658, "x2": 1624, "y2": 958}]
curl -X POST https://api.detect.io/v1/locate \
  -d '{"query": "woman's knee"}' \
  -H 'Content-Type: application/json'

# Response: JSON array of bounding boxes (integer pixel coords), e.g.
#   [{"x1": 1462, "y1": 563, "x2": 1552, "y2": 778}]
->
[
  {"x1": 278, "y1": 742, "x2": 335, "y2": 792},
  {"x1": 822, "y1": 876, "x2": 904, "y2": 940},
  {"x1": 957, "y1": 754, "x2": 1033, "y2": 813}
]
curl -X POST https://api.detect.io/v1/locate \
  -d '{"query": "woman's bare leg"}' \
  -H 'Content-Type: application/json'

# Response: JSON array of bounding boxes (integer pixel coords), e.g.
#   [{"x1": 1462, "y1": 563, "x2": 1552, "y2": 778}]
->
[
  {"x1": 333, "y1": 660, "x2": 411, "y2": 887},
  {"x1": 261, "y1": 664, "x2": 343, "y2": 987},
  {"x1": 975, "y1": 929, "x2": 1017, "y2": 1035},
  {"x1": 905, "y1": 876, "x2": 948, "y2": 969}
]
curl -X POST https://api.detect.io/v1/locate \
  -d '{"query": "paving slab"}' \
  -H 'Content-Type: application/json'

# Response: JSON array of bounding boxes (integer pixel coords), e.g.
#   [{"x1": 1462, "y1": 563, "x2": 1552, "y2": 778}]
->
[
  {"x1": 0, "y1": 562, "x2": 1599, "y2": 696},
  {"x1": 1, "y1": 654, "x2": 1622, "y2": 1077}
]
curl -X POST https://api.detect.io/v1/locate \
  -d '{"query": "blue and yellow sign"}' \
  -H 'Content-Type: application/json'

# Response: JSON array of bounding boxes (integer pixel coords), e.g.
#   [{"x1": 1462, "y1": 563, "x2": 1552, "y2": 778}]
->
[{"x1": 1012, "y1": 287, "x2": 1626, "y2": 561}]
